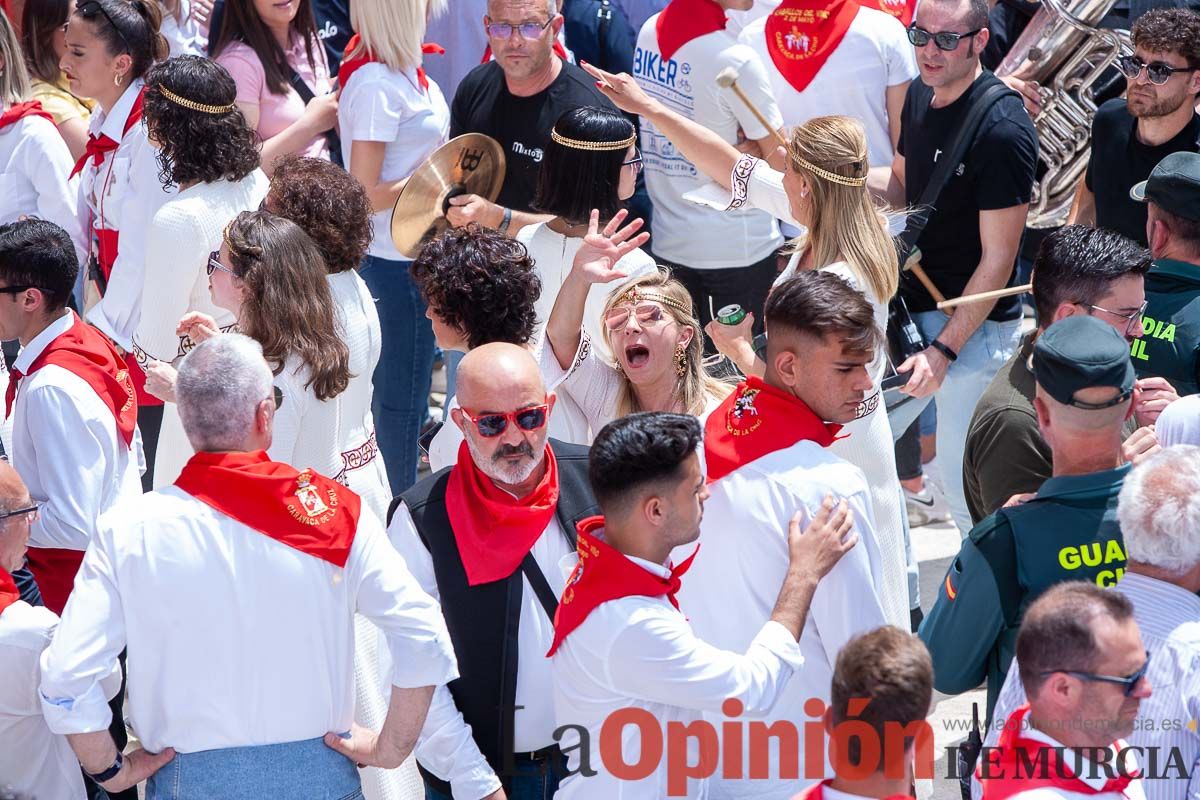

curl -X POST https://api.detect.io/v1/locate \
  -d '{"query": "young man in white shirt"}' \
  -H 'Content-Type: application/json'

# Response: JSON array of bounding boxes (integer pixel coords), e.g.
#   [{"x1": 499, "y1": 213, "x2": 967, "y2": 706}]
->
[
  {"x1": 551, "y1": 411, "x2": 860, "y2": 799},
  {"x1": 681, "y1": 270, "x2": 892, "y2": 799},
  {"x1": 39, "y1": 334, "x2": 459, "y2": 797}
]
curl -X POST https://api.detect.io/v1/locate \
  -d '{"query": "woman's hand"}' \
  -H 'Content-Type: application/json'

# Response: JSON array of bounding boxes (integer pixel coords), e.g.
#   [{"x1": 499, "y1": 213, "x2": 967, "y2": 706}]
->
[
  {"x1": 301, "y1": 91, "x2": 339, "y2": 135},
  {"x1": 144, "y1": 360, "x2": 179, "y2": 403},
  {"x1": 177, "y1": 312, "x2": 223, "y2": 346},
  {"x1": 579, "y1": 62, "x2": 662, "y2": 119},
  {"x1": 570, "y1": 209, "x2": 649, "y2": 284}
]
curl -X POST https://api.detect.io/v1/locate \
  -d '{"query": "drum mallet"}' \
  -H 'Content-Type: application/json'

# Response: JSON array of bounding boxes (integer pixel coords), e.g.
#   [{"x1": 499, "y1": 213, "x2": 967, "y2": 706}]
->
[
  {"x1": 902, "y1": 248, "x2": 948, "y2": 306},
  {"x1": 937, "y1": 283, "x2": 1032, "y2": 311},
  {"x1": 715, "y1": 67, "x2": 790, "y2": 152}
]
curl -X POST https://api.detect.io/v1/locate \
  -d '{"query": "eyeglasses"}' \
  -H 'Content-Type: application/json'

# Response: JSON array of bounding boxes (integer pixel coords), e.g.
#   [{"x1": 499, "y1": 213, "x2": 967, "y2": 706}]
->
[
  {"x1": 622, "y1": 149, "x2": 644, "y2": 174},
  {"x1": 459, "y1": 403, "x2": 549, "y2": 437},
  {"x1": 207, "y1": 250, "x2": 236, "y2": 277},
  {"x1": 269, "y1": 386, "x2": 283, "y2": 410},
  {"x1": 0, "y1": 285, "x2": 42, "y2": 295},
  {"x1": 0, "y1": 504, "x2": 40, "y2": 522},
  {"x1": 1087, "y1": 299, "x2": 1148, "y2": 336},
  {"x1": 1116, "y1": 55, "x2": 1195, "y2": 86},
  {"x1": 604, "y1": 302, "x2": 672, "y2": 332},
  {"x1": 906, "y1": 24, "x2": 982, "y2": 51},
  {"x1": 485, "y1": 17, "x2": 553, "y2": 40},
  {"x1": 1041, "y1": 651, "x2": 1151, "y2": 697},
  {"x1": 77, "y1": 0, "x2": 131, "y2": 53}
]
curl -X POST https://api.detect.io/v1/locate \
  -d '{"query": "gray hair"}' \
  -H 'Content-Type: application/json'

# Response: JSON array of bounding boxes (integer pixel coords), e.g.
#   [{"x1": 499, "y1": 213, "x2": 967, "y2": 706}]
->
[
  {"x1": 1117, "y1": 445, "x2": 1200, "y2": 574},
  {"x1": 486, "y1": 0, "x2": 559, "y2": 21},
  {"x1": 176, "y1": 334, "x2": 274, "y2": 452}
]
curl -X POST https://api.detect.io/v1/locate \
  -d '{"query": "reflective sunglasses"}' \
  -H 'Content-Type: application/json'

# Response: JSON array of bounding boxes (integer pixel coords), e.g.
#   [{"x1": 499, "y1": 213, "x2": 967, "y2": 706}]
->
[
  {"x1": 1041, "y1": 651, "x2": 1151, "y2": 697},
  {"x1": 207, "y1": 250, "x2": 236, "y2": 277},
  {"x1": 1116, "y1": 54, "x2": 1195, "y2": 86},
  {"x1": 485, "y1": 18, "x2": 553, "y2": 40},
  {"x1": 906, "y1": 24, "x2": 982, "y2": 51},
  {"x1": 623, "y1": 149, "x2": 644, "y2": 174},
  {"x1": 0, "y1": 504, "x2": 40, "y2": 522},
  {"x1": 459, "y1": 404, "x2": 550, "y2": 437},
  {"x1": 604, "y1": 302, "x2": 670, "y2": 332}
]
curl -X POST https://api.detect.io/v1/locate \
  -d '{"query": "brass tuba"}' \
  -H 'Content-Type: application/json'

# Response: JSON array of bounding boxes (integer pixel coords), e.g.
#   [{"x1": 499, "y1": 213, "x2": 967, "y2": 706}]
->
[{"x1": 998, "y1": 0, "x2": 1130, "y2": 228}]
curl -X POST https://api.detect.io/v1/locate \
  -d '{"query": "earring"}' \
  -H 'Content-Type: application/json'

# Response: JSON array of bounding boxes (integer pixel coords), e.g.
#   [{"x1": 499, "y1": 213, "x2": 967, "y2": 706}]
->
[
  {"x1": 113, "y1": 73, "x2": 122, "y2": 87},
  {"x1": 674, "y1": 344, "x2": 687, "y2": 377}
]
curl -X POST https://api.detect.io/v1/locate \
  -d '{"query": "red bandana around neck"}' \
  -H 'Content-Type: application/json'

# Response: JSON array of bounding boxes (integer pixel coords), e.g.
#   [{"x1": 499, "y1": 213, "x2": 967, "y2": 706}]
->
[
  {"x1": 859, "y1": 0, "x2": 916, "y2": 25},
  {"x1": 175, "y1": 450, "x2": 361, "y2": 568},
  {"x1": 69, "y1": 85, "x2": 145, "y2": 179},
  {"x1": 547, "y1": 516, "x2": 698, "y2": 656},
  {"x1": 0, "y1": 100, "x2": 53, "y2": 132},
  {"x1": 979, "y1": 705, "x2": 1140, "y2": 799},
  {"x1": 656, "y1": 0, "x2": 728, "y2": 60},
  {"x1": 0, "y1": 568, "x2": 19, "y2": 616},
  {"x1": 339, "y1": 36, "x2": 445, "y2": 93},
  {"x1": 704, "y1": 375, "x2": 844, "y2": 483},
  {"x1": 6, "y1": 312, "x2": 136, "y2": 446},
  {"x1": 796, "y1": 780, "x2": 914, "y2": 800},
  {"x1": 445, "y1": 440, "x2": 560, "y2": 586},
  {"x1": 763, "y1": 0, "x2": 860, "y2": 93}
]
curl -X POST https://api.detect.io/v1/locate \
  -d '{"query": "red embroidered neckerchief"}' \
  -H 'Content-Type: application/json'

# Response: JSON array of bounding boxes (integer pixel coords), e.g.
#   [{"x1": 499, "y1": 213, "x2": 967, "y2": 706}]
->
[
  {"x1": 70, "y1": 85, "x2": 145, "y2": 179},
  {"x1": 978, "y1": 705, "x2": 1140, "y2": 799},
  {"x1": 445, "y1": 440, "x2": 559, "y2": 586},
  {"x1": 0, "y1": 100, "x2": 54, "y2": 131},
  {"x1": 704, "y1": 375, "x2": 844, "y2": 483},
  {"x1": 859, "y1": 0, "x2": 917, "y2": 26},
  {"x1": 0, "y1": 568, "x2": 19, "y2": 616},
  {"x1": 174, "y1": 450, "x2": 360, "y2": 568},
  {"x1": 794, "y1": 779, "x2": 914, "y2": 800},
  {"x1": 339, "y1": 35, "x2": 446, "y2": 93},
  {"x1": 763, "y1": 0, "x2": 861, "y2": 94},
  {"x1": 547, "y1": 515, "x2": 698, "y2": 656},
  {"x1": 656, "y1": 0, "x2": 729, "y2": 60},
  {"x1": 5, "y1": 312, "x2": 136, "y2": 446}
]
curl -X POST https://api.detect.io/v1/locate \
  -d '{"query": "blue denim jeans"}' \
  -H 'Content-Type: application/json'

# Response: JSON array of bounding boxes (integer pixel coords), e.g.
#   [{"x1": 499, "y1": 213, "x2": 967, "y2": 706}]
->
[
  {"x1": 145, "y1": 736, "x2": 362, "y2": 799},
  {"x1": 423, "y1": 755, "x2": 562, "y2": 800},
  {"x1": 360, "y1": 254, "x2": 436, "y2": 494},
  {"x1": 886, "y1": 310, "x2": 1024, "y2": 537}
]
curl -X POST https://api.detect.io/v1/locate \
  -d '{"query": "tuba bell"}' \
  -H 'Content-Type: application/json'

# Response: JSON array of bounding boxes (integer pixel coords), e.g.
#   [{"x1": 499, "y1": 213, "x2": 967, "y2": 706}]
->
[{"x1": 998, "y1": 0, "x2": 1130, "y2": 228}]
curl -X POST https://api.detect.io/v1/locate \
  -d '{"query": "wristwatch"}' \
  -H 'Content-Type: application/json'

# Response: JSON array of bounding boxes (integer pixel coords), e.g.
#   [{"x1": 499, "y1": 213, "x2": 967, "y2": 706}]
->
[
  {"x1": 86, "y1": 751, "x2": 124, "y2": 784},
  {"x1": 497, "y1": 207, "x2": 512, "y2": 234}
]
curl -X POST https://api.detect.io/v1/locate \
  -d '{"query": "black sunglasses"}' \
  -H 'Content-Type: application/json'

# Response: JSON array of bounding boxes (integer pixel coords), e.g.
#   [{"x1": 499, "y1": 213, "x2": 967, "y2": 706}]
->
[
  {"x1": 1117, "y1": 54, "x2": 1196, "y2": 86},
  {"x1": 460, "y1": 404, "x2": 549, "y2": 438},
  {"x1": 906, "y1": 24, "x2": 982, "y2": 51},
  {"x1": 1041, "y1": 651, "x2": 1151, "y2": 697},
  {"x1": 207, "y1": 250, "x2": 236, "y2": 277},
  {"x1": 76, "y1": 0, "x2": 132, "y2": 53},
  {"x1": 622, "y1": 148, "x2": 644, "y2": 173},
  {"x1": 0, "y1": 504, "x2": 40, "y2": 522},
  {"x1": 0, "y1": 285, "x2": 42, "y2": 295}
]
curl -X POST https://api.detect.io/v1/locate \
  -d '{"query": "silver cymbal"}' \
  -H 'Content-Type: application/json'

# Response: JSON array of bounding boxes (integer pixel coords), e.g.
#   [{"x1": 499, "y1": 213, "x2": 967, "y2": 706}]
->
[{"x1": 390, "y1": 133, "x2": 507, "y2": 259}]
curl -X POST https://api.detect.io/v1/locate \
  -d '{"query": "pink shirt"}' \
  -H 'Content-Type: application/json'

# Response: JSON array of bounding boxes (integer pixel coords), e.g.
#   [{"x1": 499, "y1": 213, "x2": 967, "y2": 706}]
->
[{"x1": 215, "y1": 34, "x2": 331, "y2": 160}]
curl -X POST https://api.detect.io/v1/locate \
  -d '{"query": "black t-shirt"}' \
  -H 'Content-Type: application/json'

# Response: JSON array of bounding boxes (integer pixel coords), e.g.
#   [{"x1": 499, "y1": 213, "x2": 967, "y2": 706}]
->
[
  {"x1": 450, "y1": 61, "x2": 616, "y2": 213},
  {"x1": 898, "y1": 71, "x2": 1038, "y2": 321},
  {"x1": 1086, "y1": 98, "x2": 1200, "y2": 246}
]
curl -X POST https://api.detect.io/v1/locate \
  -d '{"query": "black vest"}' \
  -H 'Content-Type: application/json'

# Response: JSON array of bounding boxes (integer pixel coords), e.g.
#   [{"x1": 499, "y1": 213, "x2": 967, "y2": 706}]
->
[{"x1": 388, "y1": 440, "x2": 598, "y2": 792}]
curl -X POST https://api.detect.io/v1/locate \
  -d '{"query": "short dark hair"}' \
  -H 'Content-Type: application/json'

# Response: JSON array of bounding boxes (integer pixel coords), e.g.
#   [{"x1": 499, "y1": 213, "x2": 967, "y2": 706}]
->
[
  {"x1": 73, "y1": 0, "x2": 168, "y2": 80},
  {"x1": 411, "y1": 225, "x2": 541, "y2": 349},
  {"x1": 1155, "y1": 206, "x2": 1200, "y2": 249},
  {"x1": 270, "y1": 155, "x2": 373, "y2": 274},
  {"x1": 831, "y1": 627, "x2": 933, "y2": 769},
  {"x1": 143, "y1": 56, "x2": 260, "y2": 189},
  {"x1": 0, "y1": 219, "x2": 79, "y2": 310},
  {"x1": 1132, "y1": 8, "x2": 1200, "y2": 70},
  {"x1": 924, "y1": 0, "x2": 989, "y2": 32},
  {"x1": 533, "y1": 106, "x2": 636, "y2": 225},
  {"x1": 588, "y1": 412, "x2": 701, "y2": 517},
  {"x1": 22, "y1": 0, "x2": 72, "y2": 83},
  {"x1": 1016, "y1": 582, "x2": 1135, "y2": 698},
  {"x1": 1031, "y1": 225, "x2": 1151, "y2": 325},
  {"x1": 765, "y1": 270, "x2": 879, "y2": 355}
]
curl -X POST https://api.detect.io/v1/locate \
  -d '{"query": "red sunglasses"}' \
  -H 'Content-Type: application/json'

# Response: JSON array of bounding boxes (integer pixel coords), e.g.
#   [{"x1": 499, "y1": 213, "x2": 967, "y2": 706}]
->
[{"x1": 459, "y1": 404, "x2": 550, "y2": 437}]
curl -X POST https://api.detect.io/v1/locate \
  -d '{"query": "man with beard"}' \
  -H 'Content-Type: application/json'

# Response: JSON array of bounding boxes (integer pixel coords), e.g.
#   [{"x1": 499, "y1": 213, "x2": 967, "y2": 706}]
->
[
  {"x1": 387, "y1": 342, "x2": 599, "y2": 800},
  {"x1": 1070, "y1": 8, "x2": 1200, "y2": 246}
]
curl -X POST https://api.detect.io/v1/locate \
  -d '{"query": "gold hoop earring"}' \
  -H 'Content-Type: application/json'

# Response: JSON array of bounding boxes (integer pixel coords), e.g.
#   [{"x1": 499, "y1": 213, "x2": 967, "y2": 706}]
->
[
  {"x1": 113, "y1": 73, "x2": 122, "y2": 87},
  {"x1": 674, "y1": 344, "x2": 687, "y2": 377}
]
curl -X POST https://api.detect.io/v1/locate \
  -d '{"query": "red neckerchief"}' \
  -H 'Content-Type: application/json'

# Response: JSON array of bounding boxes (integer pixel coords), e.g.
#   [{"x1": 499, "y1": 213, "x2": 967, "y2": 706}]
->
[
  {"x1": 5, "y1": 311, "x2": 136, "y2": 446},
  {"x1": 480, "y1": 40, "x2": 569, "y2": 66},
  {"x1": 704, "y1": 375, "x2": 844, "y2": 483},
  {"x1": 174, "y1": 450, "x2": 361, "y2": 568},
  {"x1": 339, "y1": 36, "x2": 445, "y2": 93},
  {"x1": 0, "y1": 100, "x2": 54, "y2": 131},
  {"x1": 793, "y1": 780, "x2": 914, "y2": 800},
  {"x1": 858, "y1": 0, "x2": 916, "y2": 25},
  {"x1": 445, "y1": 440, "x2": 559, "y2": 586},
  {"x1": 0, "y1": 568, "x2": 19, "y2": 616},
  {"x1": 978, "y1": 705, "x2": 1140, "y2": 799},
  {"x1": 763, "y1": 0, "x2": 860, "y2": 93},
  {"x1": 547, "y1": 516, "x2": 699, "y2": 656},
  {"x1": 69, "y1": 85, "x2": 145, "y2": 178},
  {"x1": 656, "y1": 0, "x2": 728, "y2": 60}
]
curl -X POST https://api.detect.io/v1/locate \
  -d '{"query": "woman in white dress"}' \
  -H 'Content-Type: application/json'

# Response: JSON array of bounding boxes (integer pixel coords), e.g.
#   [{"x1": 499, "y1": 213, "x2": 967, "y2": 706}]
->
[{"x1": 137, "y1": 55, "x2": 268, "y2": 487}]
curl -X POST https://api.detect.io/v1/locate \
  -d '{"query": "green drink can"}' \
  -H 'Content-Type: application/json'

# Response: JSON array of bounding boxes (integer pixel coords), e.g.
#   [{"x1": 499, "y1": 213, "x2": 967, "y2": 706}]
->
[{"x1": 716, "y1": 304, "x2": 747, "y2": 325}]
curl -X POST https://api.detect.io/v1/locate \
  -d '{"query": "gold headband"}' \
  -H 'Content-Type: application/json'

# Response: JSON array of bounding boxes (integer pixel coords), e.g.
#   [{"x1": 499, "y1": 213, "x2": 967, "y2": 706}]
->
[
  {"x1": 615, "y1": 284, "x2": 691, "y2": 315},
  {"x1": 550, "y1": 127, "x2": 637, "y2": 152},
  {"x1": 792, "y1": 154, "x2": 867, "y2": 187},
  {"x1": 158, "y1": 84, "x2": 236, "y2": 115}
]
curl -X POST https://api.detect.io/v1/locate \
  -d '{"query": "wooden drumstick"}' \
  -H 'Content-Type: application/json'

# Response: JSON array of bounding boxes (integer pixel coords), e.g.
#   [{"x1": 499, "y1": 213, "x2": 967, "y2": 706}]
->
[
  {"x1": 901, "y1": 249, "x2": 947, "y2": 306},
  {"x1": 937, "y1": 283, "x2": 1033, "y2": 311},
  {"x1": 715, "y1": 67, "x2": 790, "y2": 152}
]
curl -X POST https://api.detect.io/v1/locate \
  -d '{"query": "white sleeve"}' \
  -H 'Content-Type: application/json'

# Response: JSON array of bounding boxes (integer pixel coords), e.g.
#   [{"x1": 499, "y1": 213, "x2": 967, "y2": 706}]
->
[
  {"x1": 883, "y1": 17, "x2": 919, "y2": 84},
  {"x1": 25, "y1": 123, "x2": 84, "y2": 265},
  {"x1": 539, "y1": 332, "x2": 621, "y2": 429},
  {"x1": 722, "y1": 48, "x2": 784, "y2": 138},
  {"x1": 341, "y1": 72, "x2": 406, "y2": 144},
  {"x1": 727, "y1": 154, "x2": 799, "y2": 226},
  {"x1": 604, "y1": 613, "x2": 803, "y2": 714},
  {"x1": 265, "y1": 370, "x2": 304, "y2": 467},
  {"x1": 0, "y1": 613, "x2": 53, "y2": 720},
  {"x1": 133, "y1": 204, "x2": 209, "y2": 363}
]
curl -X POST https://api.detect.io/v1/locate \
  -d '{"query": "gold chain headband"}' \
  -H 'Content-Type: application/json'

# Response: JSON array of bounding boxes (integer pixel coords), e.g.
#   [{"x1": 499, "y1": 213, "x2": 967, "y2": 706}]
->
[
  {"x1": 792, "y1": 154, "x2": 867, "y2": 188},
  {"x1": 615, "y1": 284, "x2": 691, "y2": 315},
  {"x1": 158, "y1": 84, "x2": 236, "y2": 115},
  {"x1": 551, "y1": 127, "x2": 637, "y2": 152}
]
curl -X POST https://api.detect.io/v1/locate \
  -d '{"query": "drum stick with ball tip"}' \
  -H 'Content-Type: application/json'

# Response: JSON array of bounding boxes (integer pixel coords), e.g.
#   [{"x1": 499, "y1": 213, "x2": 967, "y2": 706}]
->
[{"x1": 714, "y1": 67, "x2": 790, "y2": 152}]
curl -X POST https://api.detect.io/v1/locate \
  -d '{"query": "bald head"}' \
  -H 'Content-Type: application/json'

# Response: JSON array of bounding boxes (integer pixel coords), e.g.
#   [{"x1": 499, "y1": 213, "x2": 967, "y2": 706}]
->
[
  {"x1": 456, "y1": 342, "x2": 546, "y2": 410},
  {"x1": 0, "y1": 461, "x2": 32, "y2": 573}
]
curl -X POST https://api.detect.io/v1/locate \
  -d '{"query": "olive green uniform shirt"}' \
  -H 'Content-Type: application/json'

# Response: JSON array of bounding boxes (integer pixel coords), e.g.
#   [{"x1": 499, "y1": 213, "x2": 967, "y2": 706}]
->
[{"x1": 1134, "y1": 258, "x2": 1200, "y2": 396}]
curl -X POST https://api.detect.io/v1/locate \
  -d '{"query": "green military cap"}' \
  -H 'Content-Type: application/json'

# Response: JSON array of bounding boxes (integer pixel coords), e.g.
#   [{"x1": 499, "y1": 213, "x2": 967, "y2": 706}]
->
[
  {"x1": 1130, "y1": 152, "x2": 1200, "y2": 222},
  {"x1": 1033, "y1": 316, "x2": 1135, "y2": 409}
]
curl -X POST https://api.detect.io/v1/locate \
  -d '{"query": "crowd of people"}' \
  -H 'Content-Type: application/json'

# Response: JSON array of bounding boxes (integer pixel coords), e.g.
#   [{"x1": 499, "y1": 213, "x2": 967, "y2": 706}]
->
[{"x1": 1, "y1": 0, "x2": 1200, "y2": 797}]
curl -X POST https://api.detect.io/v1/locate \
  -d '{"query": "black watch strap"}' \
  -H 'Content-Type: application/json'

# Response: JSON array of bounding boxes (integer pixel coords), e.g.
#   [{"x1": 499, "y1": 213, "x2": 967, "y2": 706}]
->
[
  {"x1": 930, "y1": 339, "x2": 958, "y2": 362},
  {"x1": 86, "y1": 751, "x2": 123, "y2": 783}
]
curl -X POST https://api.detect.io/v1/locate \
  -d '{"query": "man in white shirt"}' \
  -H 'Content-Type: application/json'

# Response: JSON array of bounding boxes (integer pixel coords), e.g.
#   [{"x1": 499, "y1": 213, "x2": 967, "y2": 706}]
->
[
  {"x1": 388, "y1": 342, "x2": 599, "y2": 800},
  {"x1": 39, "y1": 333, "x2": 459, "y2": 797},
  {"x1": 632, "y1": 0, "x2": 785, "y2": 341},
  {"x1": 681, "y1": 270, "x2": 891, "y2": 799},
  {"x1": 0, "y1": 459, "x2": 119, "y2": 800},
  {"x1": 551, "y1": 410, "x2": 860, "y2": 798}
]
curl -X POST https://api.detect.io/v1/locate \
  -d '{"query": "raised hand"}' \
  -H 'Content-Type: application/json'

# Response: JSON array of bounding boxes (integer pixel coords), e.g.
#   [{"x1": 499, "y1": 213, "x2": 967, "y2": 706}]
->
[
  {"x1": 570, "y1": 209, "x2": 649, "y2": 284},
  {"x1": 176, "y1": 312, "x2": 222, "y2": 346},
  {"x1": 579, "y1": 61, "x2": 661, "y2": 118}
]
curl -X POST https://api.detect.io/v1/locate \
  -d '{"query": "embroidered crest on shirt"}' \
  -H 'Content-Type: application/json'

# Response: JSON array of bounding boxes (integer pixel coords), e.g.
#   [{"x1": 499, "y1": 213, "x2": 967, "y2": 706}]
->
[
  {"x1": 779, "y1": 26, "x2": 820, "y2": 58},
  {"x1": 116, "y1": 369, "x2": 135, "y2": 413},
  {"x1": 288, "y1": 471, "x2": 339, "y2": 525},
  {"x1": 562, "y1": 539, "x2": 601, "y2": 606},
  {"x1": 727, "y1": 386, "x2": 764, "y2": 436}
]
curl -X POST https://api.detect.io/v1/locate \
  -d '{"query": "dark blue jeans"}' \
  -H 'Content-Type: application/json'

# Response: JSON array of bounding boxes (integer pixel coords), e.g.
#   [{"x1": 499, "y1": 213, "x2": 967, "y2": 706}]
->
[
  {"x1": 423, "y1": 755, "x2": 562, "y2": 800},
  {"x1": 360, "y1": 254, "x2": 436, "y2": 495}
]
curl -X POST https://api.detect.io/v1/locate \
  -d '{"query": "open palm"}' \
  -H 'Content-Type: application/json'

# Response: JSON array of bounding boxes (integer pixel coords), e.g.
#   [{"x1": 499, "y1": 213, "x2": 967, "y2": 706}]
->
[{"x1": 571, "y1": 209, "x2": 650, "y2": 284}]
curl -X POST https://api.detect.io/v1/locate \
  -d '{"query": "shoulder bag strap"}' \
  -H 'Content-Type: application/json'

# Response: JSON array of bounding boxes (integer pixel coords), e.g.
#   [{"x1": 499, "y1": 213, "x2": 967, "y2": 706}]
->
[
  {"x1": 285, "y1": 63, "x2": 317, "y2": 104},
  {"x1": 520, "y1": 552, "x2": 560, "y2": 620}
]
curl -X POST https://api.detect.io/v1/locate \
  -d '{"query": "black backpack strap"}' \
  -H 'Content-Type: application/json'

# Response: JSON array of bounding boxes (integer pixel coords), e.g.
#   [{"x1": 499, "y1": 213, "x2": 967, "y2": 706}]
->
[
  {"x1": 520, "y1": 552, "x2": 560, "y2": 621},
  {"x1": 286, "y1": 64, "x2": 317, "y2": 104}
]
